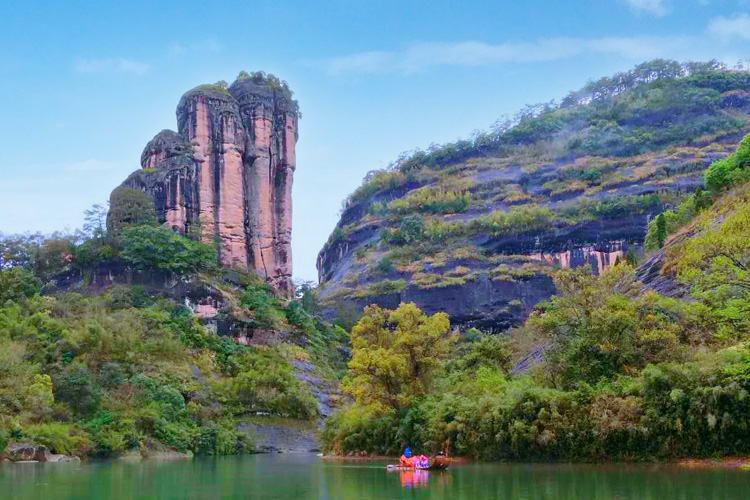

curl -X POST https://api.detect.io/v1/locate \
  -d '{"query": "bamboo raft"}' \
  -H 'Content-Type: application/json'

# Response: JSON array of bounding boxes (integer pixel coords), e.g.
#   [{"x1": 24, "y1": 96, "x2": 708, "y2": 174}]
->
[{"x1": 386, "y1": 456, "x2": 450, "y2": 471}]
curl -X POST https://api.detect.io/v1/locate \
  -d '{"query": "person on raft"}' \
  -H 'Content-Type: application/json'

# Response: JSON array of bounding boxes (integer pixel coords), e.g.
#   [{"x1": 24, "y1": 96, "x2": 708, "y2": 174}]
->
[{"x1": 399, "y1": 443, "x2": 428, "y2": 468}]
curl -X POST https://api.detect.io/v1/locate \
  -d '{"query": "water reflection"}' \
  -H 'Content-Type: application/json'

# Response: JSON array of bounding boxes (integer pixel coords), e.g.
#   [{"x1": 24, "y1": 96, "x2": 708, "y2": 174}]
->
[
  {"x1": 2, "y1": 454, "x2": 750, "y2": 499},
  {"x1": 397, "y1": 469, "x2": 429, "y2": 489}
]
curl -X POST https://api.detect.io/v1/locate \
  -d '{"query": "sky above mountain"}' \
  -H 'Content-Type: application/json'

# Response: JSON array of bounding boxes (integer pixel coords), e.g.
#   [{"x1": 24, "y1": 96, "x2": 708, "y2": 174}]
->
[{"x1": 3, "y1": 0, "x2": 750, "y2": 281}]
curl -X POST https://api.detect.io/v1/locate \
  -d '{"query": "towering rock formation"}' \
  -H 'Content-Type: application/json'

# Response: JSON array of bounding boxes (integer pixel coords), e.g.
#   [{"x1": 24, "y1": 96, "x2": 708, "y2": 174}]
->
[{"x1": 116, "y1": 72, "x2": 299, "y2": 295}]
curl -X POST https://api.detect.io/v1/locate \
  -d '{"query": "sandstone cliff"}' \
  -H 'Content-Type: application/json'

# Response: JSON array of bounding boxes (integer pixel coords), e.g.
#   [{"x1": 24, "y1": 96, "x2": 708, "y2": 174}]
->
[{"x1": 117, "y1": 72, "x2": 299, "y2": 296}]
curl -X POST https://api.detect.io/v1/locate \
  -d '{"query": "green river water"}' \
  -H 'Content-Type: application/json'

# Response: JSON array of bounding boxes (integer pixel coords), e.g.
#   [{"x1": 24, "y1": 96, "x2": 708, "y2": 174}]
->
[{"x1": 2, "y1": 454, "x2": 750, "y2": 499}]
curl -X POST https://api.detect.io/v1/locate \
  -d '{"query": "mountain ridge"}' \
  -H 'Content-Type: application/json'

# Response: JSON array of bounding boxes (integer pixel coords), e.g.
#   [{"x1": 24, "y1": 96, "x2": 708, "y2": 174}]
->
[{"x1": 316, "y1": 59, "x2": 750, "y2": 329}]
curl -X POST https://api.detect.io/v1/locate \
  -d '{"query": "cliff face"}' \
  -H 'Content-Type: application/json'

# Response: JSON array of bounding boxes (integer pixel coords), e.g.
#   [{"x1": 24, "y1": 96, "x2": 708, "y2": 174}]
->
[
  {"x1": 316, "y1": 61, "x2": 750, "y2": 329},
  {"x1": 118, "y1": 73, "x2": 299, "y2": 296}
]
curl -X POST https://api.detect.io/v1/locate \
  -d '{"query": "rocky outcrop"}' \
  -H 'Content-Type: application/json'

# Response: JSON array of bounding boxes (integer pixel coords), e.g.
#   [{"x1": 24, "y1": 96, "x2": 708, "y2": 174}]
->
[
  {"x1": 117, "y1": 72, "x2": 299, "y2": 296},
  {"x1": 316, "y1": 63, "x2": 750, "y2": 329},
  {"x1": 0, "y1": 443, "x2": 80, "y2": 463}
]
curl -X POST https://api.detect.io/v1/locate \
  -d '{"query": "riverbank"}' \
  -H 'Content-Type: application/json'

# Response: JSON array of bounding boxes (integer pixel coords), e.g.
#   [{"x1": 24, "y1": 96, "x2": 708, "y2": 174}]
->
[
  {"x1": 678, "y1": 457, "x2": 750, "y2": 470},
  {"x1": 323, "y1": 451, "x2": 750, "y2": 469}
]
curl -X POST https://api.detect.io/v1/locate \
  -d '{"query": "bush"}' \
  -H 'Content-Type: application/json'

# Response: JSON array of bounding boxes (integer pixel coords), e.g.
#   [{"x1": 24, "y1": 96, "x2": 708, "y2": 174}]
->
[
  {"x1": 376, "y1": 257, "x2": 393, "y2": 275},
  {"x1": 240, "y1": 284, "x2": 280, "y2": 329},
  {"x1": 54, "y1": 363, "x2": 101, "y2": 419},
  {"x1": 25, "y1": 423, "x2": 90, "y2": 456},
  {"x1": 0, "y1": 267, "x2": 38, "y2": 304},
  {"x1": 399, "y1": 216, "x2": 423, "y2": 243}
]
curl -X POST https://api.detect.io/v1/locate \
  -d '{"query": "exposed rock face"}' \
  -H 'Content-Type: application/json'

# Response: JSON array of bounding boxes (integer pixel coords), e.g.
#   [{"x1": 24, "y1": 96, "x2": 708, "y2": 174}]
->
[
  {"x1": 118, "y1": 73, "x2": 299, "y2": 296},
  {"x1": 316, "y1": 62, "x2": 750, "y2": 329}
]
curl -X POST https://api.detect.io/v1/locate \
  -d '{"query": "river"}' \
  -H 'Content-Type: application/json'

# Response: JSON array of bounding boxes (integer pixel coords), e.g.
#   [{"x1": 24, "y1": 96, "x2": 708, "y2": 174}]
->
[{"x1": 2, "y1": 454, "x2": 749, "y2": 499}]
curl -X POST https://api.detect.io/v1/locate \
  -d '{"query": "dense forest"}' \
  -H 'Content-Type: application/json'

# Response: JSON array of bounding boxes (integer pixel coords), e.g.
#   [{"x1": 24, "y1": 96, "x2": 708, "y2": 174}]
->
[
  {"x1": 0, "y1": 189, "x2": 347, "y2": 459},
  {"x1": 321, "y1": 132, "x2": 750, "y2": 460}
]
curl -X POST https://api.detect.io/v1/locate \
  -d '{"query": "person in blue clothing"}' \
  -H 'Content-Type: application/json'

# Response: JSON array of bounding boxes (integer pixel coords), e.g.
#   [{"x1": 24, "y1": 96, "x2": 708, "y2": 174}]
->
[{"x1": 399, "y1": 441, "x2": 412, "y2": 466}]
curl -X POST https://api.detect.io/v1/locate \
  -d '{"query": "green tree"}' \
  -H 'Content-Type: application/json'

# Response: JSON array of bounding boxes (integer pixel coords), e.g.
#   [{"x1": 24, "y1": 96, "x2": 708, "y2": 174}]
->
[
  {"x1": 376, "y1": 257, "x2": 393, "y2": 275},
  {"x1": 107, "y1": 187, "x2": 156, "y2": 241},
  {"x1": 461, "y1": 334, "x2": 512, "y2": 373},
  {"x1": 343, "y1": 303, "x2": 454, "y2": 411},
  {"x1": 399, "y1": 216, "x2": 423, "y2": 243},
  {"x1": 694, "y1": 187, "x2": 712, "y2": 211},
  {"x1": 0, "y1": 233, "x2": 42, "y2": 269},
  {"x1": 704, "y1": 157, "x2": 736, "y2": 194},
  {"x1": 528, "y1": 265, "x2": 681, "y2": 387},
  {"x1": 54, "y1": 363, "x2": 101, "y2": 419},
  {"x1": 240, "y1": 284, "x2": 280, "y2": 329},
  {"x1": 655, "y1": 213, "x2": 667, "y2": 248},
  {"x1": 295, "y1": 281, "x2": 320, "y2": 315},
  {"x1": 83, "y1": 203, "x2": 109, "y2": 239},
  {"x1": 121, "y1": 225, "x2": 216, "y2": 275},
  {"x1": 625, "y1": 248, "x2": 637, "y2": 266},
  {"x1": 673, "y1": 193, "x2": 750, "y2": 336},
  {"x1": 33, "y1": 238, "x2": 74, "y2": 282}
]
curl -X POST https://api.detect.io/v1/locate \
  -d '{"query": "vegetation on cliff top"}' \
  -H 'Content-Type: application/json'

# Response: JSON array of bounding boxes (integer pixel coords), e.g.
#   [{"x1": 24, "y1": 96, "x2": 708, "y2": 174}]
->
[
  {"x1": 182, "y1": 71, "x2": 300, "y2": 115},
  {"x1": 318, "y1": 60, "x2": 750, "y2": 318}
]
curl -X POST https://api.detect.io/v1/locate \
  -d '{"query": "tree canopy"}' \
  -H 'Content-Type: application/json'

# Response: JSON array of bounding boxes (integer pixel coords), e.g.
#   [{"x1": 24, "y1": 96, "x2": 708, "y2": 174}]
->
[
  {"x1": 342, "y1": 302, "x2": 454, "y2": 412},
  {"x1": 121, "y1": 225, "x2": 216, "y2": 275}
]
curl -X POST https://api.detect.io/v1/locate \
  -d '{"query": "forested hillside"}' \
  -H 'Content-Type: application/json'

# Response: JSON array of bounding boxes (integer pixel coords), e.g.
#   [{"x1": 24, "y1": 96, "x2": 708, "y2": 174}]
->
[
  {"x1": 0, "y1": 194, "x2": 346, "y2": 460},
  {"x1": 322, "y1": 132, "x2": 750, "y2": 460},
  {"x1": 317, "y1": 60, "x2": 750, "y2": 330}
]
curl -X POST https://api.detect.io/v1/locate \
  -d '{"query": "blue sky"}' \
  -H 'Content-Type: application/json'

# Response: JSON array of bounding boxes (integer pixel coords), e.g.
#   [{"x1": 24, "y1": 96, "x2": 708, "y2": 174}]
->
[{"x1": 2, "y1": 0, "x2": 750, "y2": 281}]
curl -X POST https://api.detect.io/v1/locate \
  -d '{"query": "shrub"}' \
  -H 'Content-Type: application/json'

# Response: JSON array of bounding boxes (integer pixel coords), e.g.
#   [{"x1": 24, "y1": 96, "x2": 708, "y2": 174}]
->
[
  {"x1": 54, "y1": 363, "x2": 101, "y2": 418},
  {"x1": 399, "y1": 216, "x2": 424, "y2": 243},
  {"x1": 240, "y1": 284, "x2": 280, "y2": 329},
  {"x1": 25, "y1": 423, "x2": 90, "y2": 456},
  {"x1": 0, "y1": 267, "x2": 38, "y2": 304},
  {"x1": 376, "y1": 257, "x2": 393, "y2": 275}
]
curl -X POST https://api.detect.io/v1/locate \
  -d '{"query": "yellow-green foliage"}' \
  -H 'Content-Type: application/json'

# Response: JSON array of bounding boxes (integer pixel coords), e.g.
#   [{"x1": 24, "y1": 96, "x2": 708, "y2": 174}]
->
[
  {"x1": 388, "y1": 183, "x2": 471, "y2": 215},
  {"x1": 0, "y1": 286, "x2": 320, "y2": 457},
  {"x1": 348, "y1": 170, "x2": 407, "y2": 205},
  {"x1": 667, "y1": 181, "x2": 750, "y2": 337},
  {"x1": 423, "y1": 217, "x2": 465, "y2": 241},
  {"x1": 470, "y1": 205, "x2": 555, "y2": 236},
  {"x1": 342, "y1": 272, "x2": 360, "y2": 286},
  {"x1": 355, "y1": 279, "x2": 407, "y2": 297},
  {"x1": 489, "y1": 263, "x2": 543, "y2": 282},
  {"x1": 341, "y1": 303, "x2": 455, "y2": 412},
  {"x1": 411, "y1": 269, "x2": 479, "y2": 289}
]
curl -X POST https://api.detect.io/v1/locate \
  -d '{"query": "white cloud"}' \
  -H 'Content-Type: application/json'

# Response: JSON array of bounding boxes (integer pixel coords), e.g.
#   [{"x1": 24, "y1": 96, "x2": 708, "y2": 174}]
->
[
  {"x1": 168, "y1": 39, "x2": 222, "y2": 56},
  {"x1": 707, "y1": 13, "x2": 750, "y2": 42},
  {"x1": 315, "y1": 36, "x2": 689, "y2": 75},
  {"x1": 74, "y1": 57, "x2": 149, "y2": 75},
  {"x1": 623, "y1": 0, "x2": 669, "y2": 16}
]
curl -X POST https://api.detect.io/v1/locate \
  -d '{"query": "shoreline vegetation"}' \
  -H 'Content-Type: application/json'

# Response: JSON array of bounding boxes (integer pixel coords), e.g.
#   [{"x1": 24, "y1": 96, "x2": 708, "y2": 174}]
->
[
  {"x1": 0, "y1": 192, "x2": 346, "y2": 462},
  {"x1": 320, "y1": 132, "x2": 750, "y2": 463}
]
